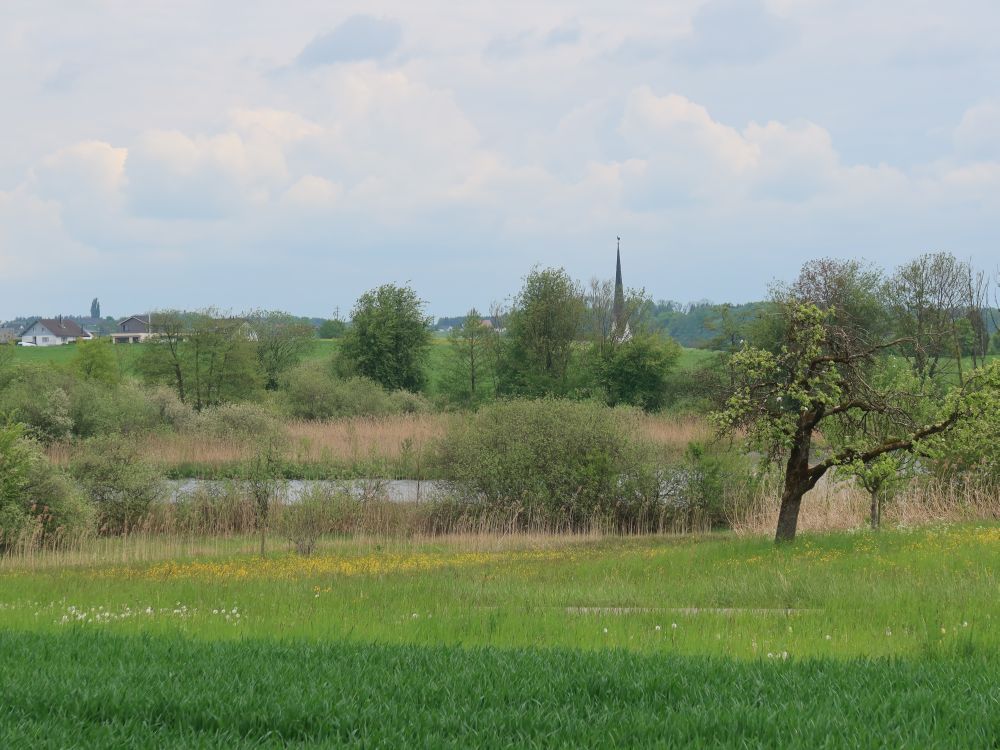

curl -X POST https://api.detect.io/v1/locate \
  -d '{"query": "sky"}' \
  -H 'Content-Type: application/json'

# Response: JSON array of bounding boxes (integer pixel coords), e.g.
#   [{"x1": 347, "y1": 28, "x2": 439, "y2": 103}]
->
[{"x1": 1, "y1": 0, "x2": 999, "y2": 320}]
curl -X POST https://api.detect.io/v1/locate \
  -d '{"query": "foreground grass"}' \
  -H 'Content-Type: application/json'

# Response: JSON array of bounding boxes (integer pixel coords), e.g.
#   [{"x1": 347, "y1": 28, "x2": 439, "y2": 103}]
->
[
  {"x1": 2, "y1": 526, "x2": 996, "y2": 746},
  {"x1": 1, "y1": 630, "x2": 996, "y2": 748},
  {"x1": 2, "y1": 525, "x2": 997, "y2": 658}
]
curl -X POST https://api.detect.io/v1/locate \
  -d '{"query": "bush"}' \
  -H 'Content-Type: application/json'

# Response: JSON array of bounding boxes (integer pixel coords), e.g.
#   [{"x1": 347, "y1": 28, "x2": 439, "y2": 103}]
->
[
  {"x1": 0, "y1": 423, "x2": 92, "y2": 550},
  {"x1": 0, "y1": 371, "x2": 74, "y2": 443},
  {"x1": 437, "y1": 399, "x2": 662, "y2": 531},
  {"x1": 71, "y1": 436, "x2": 163, "y2": 534},
  {"x1": 273, "y1": 485, "x2": 358, "y2": 554},
  {"x1": 67, "y1": 379, "x2": 164, "y2": 438},
  {"x1": 147, "y1": 386, "x2": 196, "y2": 431},
  {"x1": 283, "y1": 362, "x2": 430, "y2": 420},
  {"x1": 192, "y1": 402, "x2": 283, "y2": 440},
  {"x1": 659, "y1": 442, "x2": 760, "y2": 529}
]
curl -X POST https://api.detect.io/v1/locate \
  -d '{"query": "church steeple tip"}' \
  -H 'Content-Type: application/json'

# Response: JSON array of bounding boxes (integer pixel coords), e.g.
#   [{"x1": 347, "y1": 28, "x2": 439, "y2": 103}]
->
[{"x1": 613, "y1": 236, "x2": 628, "y2": 341}]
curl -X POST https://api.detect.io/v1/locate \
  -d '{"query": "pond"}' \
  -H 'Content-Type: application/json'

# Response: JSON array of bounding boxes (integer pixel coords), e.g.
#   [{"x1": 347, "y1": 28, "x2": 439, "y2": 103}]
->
[{"x1": 167, "y1": 479, "x2": 448, "y2": 504}]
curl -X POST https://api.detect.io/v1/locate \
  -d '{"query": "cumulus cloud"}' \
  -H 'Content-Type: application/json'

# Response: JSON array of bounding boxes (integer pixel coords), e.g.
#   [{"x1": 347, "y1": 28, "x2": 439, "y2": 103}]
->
[
  {"x1": 296, "y1": 16, "x2": 402, "y2": 67},
  {"x1": 0, "y1": 188, "x2": 99, "y2": 282},
  {"x1": 3, "y1": 0, "x2": 1000, "y2": 318}
]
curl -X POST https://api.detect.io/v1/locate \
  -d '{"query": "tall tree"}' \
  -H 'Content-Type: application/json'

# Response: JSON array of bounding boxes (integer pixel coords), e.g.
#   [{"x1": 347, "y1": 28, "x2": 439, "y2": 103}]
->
[
  {"x1": 90, "y1": 298, "x2": 100, "y2": 319},
  {"x1": 340, "y1": 284, "x2": 432, "y2": 392},
  {"x1": 885, "y1": 253, "x2": 973, "y2": 382},
  {"x1": 501, "y1": 267, "x2": 584, "y2": 395}
]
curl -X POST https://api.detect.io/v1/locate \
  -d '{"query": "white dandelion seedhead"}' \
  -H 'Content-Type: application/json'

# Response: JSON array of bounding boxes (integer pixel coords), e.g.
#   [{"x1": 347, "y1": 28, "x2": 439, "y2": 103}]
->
[
  {"x1": 655, "y1": 625, "x2": 661, "y2": 632},
  {"x1": 671, "y1": 623, "x2": 678, "y2": 630}
]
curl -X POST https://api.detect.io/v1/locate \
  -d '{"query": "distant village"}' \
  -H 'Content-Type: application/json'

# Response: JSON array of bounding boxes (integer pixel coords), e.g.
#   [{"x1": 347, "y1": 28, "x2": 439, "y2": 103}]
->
[{"x1": 0, "y1": 314, "x2": 153, "y2": 347}]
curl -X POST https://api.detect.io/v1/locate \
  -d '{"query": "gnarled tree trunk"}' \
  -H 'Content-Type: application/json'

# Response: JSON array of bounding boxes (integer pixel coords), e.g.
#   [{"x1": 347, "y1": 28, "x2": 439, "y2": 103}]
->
[{"x1": 774, "y1": 424, "x2": 817, "y2": 543}]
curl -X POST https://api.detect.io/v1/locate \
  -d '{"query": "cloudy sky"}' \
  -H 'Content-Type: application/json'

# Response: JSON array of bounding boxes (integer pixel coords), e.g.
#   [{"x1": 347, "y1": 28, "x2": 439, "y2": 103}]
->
[{"x1": 2, "y1": 0, "x2": 999, "y2": 320}]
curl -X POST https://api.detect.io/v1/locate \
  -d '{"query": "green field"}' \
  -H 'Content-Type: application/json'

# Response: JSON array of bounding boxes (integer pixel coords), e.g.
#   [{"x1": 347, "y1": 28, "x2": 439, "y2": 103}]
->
[
  {"x1": 7, "y1": 338, "x2": 716, "y2": 396},
  {"x1": 1, "y1": 526, "x2": 997, "y2": 745}
]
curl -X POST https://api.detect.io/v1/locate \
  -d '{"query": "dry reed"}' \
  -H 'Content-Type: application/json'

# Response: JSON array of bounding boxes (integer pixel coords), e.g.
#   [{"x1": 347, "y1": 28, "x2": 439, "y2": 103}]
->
[
  {"x1": 46, "y1": 413, "x2": 714, "y2": 470},
  {"x1": 729, "y1": 474, "x2": 1000, "y2": 536}
]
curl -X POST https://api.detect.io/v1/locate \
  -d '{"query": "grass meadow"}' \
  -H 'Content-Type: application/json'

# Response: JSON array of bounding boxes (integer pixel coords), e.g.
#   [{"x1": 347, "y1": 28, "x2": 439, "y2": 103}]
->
[{"x1": 1, "y1": 525, "x2": 998, "y2": 745}]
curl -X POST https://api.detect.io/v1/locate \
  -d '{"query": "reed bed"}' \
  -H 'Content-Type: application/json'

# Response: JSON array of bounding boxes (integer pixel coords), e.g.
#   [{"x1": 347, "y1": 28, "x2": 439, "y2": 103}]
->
[
  {"x1": 46, "y1": 412, "x2": 715, "y2": 472},
  {"x1": 730, "y1": 474, "x2": 1000, "y2": 536},
  {"x1": 4, "y1": 473, "x2": 997, "y2": 572}
]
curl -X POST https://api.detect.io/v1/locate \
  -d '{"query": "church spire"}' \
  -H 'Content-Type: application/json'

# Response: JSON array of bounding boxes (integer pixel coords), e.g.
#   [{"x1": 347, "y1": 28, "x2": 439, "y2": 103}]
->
[{"x1": 613, "y1": 236, "x2": 626, "y2": 337}]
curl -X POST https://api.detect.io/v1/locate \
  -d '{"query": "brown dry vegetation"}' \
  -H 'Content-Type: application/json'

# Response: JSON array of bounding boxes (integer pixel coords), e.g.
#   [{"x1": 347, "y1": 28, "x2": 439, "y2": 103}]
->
[
  {"x1": 730, "y1": 475, "x2": 999, "y2": 535},
  {"x1": 6, "y1": 472, "x2": 996, "y2": 572},
  {"x1": 47, "y1": 412, "x2": 714, "y2": 470}
]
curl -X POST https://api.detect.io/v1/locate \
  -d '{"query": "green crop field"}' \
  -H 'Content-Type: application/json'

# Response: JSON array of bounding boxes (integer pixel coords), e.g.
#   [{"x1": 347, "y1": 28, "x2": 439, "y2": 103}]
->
[{"x1": 1, "y1": 525, "x2": 997, "y2": 746}]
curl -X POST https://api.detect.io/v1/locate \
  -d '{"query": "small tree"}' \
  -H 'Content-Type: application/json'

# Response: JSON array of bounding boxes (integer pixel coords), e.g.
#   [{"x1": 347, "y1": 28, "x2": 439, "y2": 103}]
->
[
  {"x1": 247, "y1": 310, "x2": 316, "y2": 390},
  {"x1": 138, "y1": 310, "x2": 263, "y2": 410},
  {"x1": 240, "y1": 435, "x2": 286, "y2": 558},
  {"x1": 441, "y1": 309, "x2": 492, "y2": 406},
  {"x1": 340, "y1": 284, "x2": 432, "y2": 392}
]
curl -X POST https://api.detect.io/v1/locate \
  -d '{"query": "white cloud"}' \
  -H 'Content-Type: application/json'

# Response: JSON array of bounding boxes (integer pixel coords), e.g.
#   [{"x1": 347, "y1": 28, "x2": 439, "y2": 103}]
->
[
  {"x1": 0, "y1": 187, "x2": 99, "y2": 282},
  {"x1": 3, "y1": 1, "x2": 1000, "y2": 318}
]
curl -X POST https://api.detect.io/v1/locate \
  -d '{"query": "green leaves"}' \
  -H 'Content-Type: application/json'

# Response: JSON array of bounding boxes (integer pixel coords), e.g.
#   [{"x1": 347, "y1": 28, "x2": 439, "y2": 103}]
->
[{"x1": 340, "y1": 284, "x2": 432, "y2": 392}]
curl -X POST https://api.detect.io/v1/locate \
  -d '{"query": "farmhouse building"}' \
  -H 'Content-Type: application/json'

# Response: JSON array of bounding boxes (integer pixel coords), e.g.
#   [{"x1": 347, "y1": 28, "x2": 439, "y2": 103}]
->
[
  {"x1": 111, "y1": 315, "x2": 153, "y2": 344},
  {"x1": 18, "y1": 318, "x2": 93, "y2": 346}
]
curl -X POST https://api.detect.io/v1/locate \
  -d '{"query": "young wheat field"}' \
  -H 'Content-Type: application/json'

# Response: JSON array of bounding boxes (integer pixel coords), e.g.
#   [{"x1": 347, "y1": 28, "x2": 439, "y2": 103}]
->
[{"x1": 1, "y1": 525, "x2": 997, "y2": 746}]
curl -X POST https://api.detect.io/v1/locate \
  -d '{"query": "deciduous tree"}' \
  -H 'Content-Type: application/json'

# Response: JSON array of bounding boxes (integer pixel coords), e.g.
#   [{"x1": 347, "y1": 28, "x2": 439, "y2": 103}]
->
[
  {"x1": 340, "y1": 284, "x2": 432, "y2": 392},
  {"x1": 715, "y1": 291, "x2": 991, "y2": 543}
]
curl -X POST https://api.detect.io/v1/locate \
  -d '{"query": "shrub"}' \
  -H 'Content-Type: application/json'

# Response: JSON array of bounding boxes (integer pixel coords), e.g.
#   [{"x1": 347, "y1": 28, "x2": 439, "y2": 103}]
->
[
  {"x1": 192, "y1": 402, "x2": 283, "y2": 440},
  {"x1": 437, "y1": 398, "x2": 662, "y2": 531},
  {"x1": 72, "y1": 338, "x2": 119, "y2": 385},
  {"x1": 0, "y1": 423, "x2": 92, "y2": 550},
  {"x1": 274, "y1": 485, "x2": 358, "y2": 554},
  {"x1": 71, "y1": 436, "x2": 163, "y2": 534},
  {"x1": 0, "y1": 373, "x2": 74, "y2": 443},
  {"x1": 659, "y1": 442, "x2": 760, "y2": 529},
  {"x1": 283, "y1": 362, "x2": 429, "y2": 420},
  {"x1": 147, "y1": 386, "x2": 196, "y2": 431},
  {"x1": 67, "y1": 379, "x2": 163, "y2": 437}
]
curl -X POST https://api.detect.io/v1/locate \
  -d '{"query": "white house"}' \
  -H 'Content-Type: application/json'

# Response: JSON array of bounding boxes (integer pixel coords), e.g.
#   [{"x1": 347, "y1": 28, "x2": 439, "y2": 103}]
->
[{"x1": 18, "y1": 318, "x2": 93, "y2": 347}]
